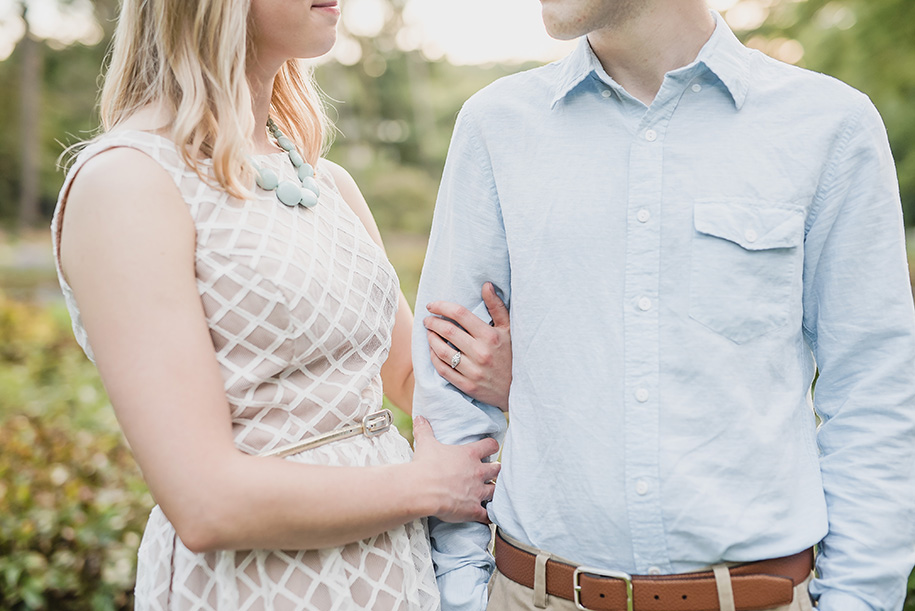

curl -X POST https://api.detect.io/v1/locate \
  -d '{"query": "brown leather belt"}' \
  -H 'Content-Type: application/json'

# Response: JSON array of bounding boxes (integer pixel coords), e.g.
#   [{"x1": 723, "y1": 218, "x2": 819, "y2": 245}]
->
[{"x1": 494, "y1": 530, "x2": 813, "y2": 611}]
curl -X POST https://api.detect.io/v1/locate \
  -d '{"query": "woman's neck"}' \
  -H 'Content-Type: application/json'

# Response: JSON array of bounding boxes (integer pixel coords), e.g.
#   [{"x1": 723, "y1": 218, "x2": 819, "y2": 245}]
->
[{"x1": 247, "y1": 59, "x2": 281, "y2": 155}]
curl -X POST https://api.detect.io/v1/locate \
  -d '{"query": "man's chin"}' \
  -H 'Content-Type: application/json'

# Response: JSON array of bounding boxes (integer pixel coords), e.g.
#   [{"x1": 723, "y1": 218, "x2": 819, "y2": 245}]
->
[{"x1": 542, "y1": 20, "x2": 584, "y2": 41}]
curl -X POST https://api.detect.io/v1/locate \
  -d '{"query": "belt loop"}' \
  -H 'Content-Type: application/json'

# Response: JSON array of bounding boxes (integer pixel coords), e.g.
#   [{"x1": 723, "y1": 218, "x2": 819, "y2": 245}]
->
[
  {"x1": 533, "y1": 551, "x2": 551, "y2": 609},
  {"x1": 713, "y1": 564, "x2": 736, "y2": 611}
]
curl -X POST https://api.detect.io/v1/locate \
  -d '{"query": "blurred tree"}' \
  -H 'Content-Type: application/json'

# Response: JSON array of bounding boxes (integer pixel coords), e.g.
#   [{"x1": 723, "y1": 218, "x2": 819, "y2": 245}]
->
[
  {"x1": 17, "y1": 2, "x2": 41, "y2": 230},
  {"x1": 732, "y1": 0, "x2": 915, "y2": 223},
  {"x1": 1, "y1": 0, "x2": 116, "y2": 232},
  {"x1": 0, "y1": 0, "x2": 912, "y2": 231},
  {"x1": 316, "y1": 0, "x2": 527, "y2": 235}
]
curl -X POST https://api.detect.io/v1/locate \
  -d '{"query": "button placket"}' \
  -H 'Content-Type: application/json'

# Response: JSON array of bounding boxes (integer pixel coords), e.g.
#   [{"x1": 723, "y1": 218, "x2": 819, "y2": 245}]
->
[{"x1": 624, "y1": 105, "x2": 669, "y2": 572}]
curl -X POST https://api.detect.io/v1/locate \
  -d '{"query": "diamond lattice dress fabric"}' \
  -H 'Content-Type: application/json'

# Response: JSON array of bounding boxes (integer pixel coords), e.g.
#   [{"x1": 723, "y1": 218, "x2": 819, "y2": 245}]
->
[{"x1": 51, "y1": 131, "x2": 440, "y2": 611}]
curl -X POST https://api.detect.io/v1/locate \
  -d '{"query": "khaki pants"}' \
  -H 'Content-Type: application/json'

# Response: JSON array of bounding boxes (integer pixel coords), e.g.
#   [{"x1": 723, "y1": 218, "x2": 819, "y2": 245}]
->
[{"x1": 487, "y1": 561, "x2": 815, "y2": 611}]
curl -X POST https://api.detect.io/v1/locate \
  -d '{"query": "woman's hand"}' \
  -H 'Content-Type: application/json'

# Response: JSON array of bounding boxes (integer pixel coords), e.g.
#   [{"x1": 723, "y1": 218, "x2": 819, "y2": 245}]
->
[
  {"x1": 424, "y1": 282, "x2": 512, "y2": 411},
  {"x1": 411, "y1": 416, "x2": 500, "y2": 524}
]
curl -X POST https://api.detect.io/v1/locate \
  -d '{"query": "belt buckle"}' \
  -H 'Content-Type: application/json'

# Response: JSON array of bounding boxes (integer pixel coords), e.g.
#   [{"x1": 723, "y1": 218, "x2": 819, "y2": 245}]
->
[
  {"x1": 362, "y1": 409, "x2": 393, "y2": 437},
  {"x1": 573, "y1": 566, "x2": 633, "y2": 611}
]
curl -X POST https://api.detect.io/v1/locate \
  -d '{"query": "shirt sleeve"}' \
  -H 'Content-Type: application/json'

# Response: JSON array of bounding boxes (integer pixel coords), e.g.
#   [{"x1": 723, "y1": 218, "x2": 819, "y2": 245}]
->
[
  {"x1": 802, "y1": 96, "x2": 915, "y2": 610},
  {"x1": 411, "y1": 102, "x2": 511, "y2": 611}
]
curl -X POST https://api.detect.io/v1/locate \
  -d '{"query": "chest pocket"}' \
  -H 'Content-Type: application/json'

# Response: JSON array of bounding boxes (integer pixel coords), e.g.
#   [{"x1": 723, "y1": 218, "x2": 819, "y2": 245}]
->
[{"x1": 689, "y1": 200, "x2": 804, "y2": 344}]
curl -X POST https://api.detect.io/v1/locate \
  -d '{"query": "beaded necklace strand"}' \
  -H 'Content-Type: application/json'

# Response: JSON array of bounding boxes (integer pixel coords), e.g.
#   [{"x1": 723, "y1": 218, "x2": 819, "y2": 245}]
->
[{"x1": 252, "y1": 118, "x2": 320, "y2": 207}]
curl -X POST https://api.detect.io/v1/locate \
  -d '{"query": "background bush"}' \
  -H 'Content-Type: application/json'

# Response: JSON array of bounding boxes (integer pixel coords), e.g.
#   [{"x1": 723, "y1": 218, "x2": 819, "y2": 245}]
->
[
  {"x1": 0, "y1": 293, "x2": 152, "y2": 610},
  {"x1": 1, "y1": 291, "x2": 914, "y2": 608}
]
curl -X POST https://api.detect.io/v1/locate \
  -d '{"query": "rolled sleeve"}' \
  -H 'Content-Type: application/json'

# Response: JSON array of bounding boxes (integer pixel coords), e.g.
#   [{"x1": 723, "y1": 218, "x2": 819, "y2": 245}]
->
[{"x1": 412, "y1": 103, "x2": 511, "y2": 611}]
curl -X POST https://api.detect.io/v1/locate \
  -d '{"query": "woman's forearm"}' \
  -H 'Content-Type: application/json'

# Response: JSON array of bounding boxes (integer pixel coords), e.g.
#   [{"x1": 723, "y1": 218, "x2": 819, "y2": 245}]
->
[
  {"x1": 163, "y1": 420, "x2": 498, "y2": 554},
  {"x1": 173, "y1": 454, "x2": 434, "y2": 553}
]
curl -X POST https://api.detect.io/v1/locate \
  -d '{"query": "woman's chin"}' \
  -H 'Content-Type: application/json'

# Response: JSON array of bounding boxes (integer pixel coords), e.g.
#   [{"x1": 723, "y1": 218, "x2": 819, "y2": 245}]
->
[{"x1": 296, "y1": 33, "x2": 338, "y2": 61}]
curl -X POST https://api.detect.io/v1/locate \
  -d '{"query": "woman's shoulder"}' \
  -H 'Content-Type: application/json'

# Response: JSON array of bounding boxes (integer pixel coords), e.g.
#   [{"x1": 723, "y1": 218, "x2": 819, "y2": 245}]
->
[
  {"x1": 70, "y1": 143, "x2": 170, "y2": 194},
  {"x1": 63, "y1": 131, "x2": 184, "y2": 210},
  {"x1": 69, "y1": 104, "x2": 186, "y2": 181},
  {"x1": 316, "y1": 158, "x2": 348, "y2": 188},
  {"x1": 61, "y1": 108, "x2": 193, "y2": 235},
  {"x1": 57, "y1": 132, "x2": 196, "y2": 286},
  {"x1": 316, "y1": 159, "x2": 361, "y2": 209},
  {"x1": 65, "y1": 132, "x2": 189, "y2": 222},
  {"x1": 318, "y1": 158, "x2": 370, "y2": 206},
  {"x1": 315, "y1": 159, "x2": 387, "y2": 249},
  {"x1": 68, "y1": 128, "x2": 181, "y2": 185}
]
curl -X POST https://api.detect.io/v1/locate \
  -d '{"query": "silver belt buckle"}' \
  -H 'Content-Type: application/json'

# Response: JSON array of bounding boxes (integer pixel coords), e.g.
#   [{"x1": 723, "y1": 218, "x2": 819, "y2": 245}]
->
[
  {"x1": 573, "y1": 566, "x2": 633, "y2": 611},
  {"x1": 362, "y1": 409, "x2": 393, "y2": 437}
]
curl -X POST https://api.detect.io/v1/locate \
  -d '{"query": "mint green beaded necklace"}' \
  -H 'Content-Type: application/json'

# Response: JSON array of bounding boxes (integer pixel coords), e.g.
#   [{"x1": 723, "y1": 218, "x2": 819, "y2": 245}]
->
[{"x1": 253, "y1": 118, "x2": 320, "y2": 208}]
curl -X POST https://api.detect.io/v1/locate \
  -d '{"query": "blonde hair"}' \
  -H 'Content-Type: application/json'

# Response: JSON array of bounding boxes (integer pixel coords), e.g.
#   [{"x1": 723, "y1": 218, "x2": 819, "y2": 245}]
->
[{"x1": 98, "y1": 0, "x2": 330, "y2": 198}]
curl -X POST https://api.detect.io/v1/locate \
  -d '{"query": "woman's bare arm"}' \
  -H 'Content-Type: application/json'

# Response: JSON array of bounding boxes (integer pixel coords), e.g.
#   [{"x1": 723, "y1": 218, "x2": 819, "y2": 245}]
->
[{"x1": 59, "y1": 148, "x2": 498, "y2": 554}]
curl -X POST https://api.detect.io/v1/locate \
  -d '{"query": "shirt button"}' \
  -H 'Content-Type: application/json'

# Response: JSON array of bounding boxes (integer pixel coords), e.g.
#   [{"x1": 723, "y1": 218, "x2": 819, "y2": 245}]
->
[
  {"x1": 644, "y1": 129, "x2": 658, "y2": 142},
  {"x1": 636, "y1": 479, "x2": 650, "y2": 495},
  {"x1": 637, "y1": 209, "x2": 651, "y2": 223},
  {"x1": 637, "y1": 297, "x2": 652, "y2": 311},
  {"x1": 601, "y1": 89, "x2": 613, "y2": 98},
  {"x1": 635, "y1": 388, "x2": 649, "y2": 402},
  {"x1": 691, "y1": 83, "x2": 702, "y2": 93},
  {"x1": 745, "y1": 229, "x2": 758, "y2": 243},
  {"x1": 647, "y1": 566, "x2": 662, "y2": 576}
]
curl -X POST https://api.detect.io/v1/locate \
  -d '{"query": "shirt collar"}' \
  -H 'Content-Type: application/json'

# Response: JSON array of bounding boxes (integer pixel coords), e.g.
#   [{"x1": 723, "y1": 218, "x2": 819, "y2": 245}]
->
[
  {"x1": 694, "y1": 11, "x2": 751, "y2": 109},
  {"x1": 549, "y1": 37, "x2": 602, "y2": 109},
  {"x1": 549, "y1": 11, "x2": 751, "y2": 110}
]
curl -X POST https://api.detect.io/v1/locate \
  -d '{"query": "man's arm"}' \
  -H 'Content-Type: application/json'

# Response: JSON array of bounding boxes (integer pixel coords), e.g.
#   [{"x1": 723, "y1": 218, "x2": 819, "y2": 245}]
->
[
  {"x1": 803, "y1": 96, "x2": 915, "y2": 610},
  {"x1": 412, "y1": 102, "x2": 510, "y2": 611}
]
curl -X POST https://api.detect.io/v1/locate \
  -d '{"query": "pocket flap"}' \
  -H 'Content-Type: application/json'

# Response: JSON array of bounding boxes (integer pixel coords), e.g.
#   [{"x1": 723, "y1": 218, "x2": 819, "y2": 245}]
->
[{"x1": 693, "y1": 201, "x2": 803, "y2": 250}]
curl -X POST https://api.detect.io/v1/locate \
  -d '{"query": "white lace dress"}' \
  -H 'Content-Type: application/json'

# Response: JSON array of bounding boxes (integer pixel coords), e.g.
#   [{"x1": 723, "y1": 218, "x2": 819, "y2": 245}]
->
[{"x1": 51, "y1": 131, "x2": 440, "y2": 610}]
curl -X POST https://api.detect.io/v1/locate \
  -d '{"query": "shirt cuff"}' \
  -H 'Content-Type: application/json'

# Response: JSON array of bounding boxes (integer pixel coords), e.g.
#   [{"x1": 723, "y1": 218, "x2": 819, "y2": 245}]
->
[
  {"x1": 437, "y1": 565, "x2": 491, "y2": 611},
  {"x1": 814, "y1": 590, "x2": 876, "y2": 611}
]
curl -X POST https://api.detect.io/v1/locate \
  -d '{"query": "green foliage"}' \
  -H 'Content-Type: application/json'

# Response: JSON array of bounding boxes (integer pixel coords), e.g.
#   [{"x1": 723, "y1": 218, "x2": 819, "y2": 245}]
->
[
  {"x1": 0, "y1": 40, "x2": 106, "y2": 229},
  {"x1": 7, "y1": 0, "x2": 909, "y2": 230},
  {"x1": 337, "y1": 155, "x2": 441, "y2": 235},
  {"x1": 0, "y1": 293, "x2": 152, "y2": 610},
  {"x1": 318, "y1": 55, "x2": 524, "y2": 237}
]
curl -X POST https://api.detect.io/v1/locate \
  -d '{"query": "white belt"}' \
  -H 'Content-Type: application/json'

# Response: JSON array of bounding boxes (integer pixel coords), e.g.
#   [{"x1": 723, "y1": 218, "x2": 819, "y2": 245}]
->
[{"x1": 258, "y1": 409, "x2": 394, "y2": 458}]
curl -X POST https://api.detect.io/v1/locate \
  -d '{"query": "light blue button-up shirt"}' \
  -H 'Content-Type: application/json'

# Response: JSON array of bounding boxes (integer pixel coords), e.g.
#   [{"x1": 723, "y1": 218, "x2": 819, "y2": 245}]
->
[{"x1": 412, "y1": 13, "x2": 915, "y2": 611}]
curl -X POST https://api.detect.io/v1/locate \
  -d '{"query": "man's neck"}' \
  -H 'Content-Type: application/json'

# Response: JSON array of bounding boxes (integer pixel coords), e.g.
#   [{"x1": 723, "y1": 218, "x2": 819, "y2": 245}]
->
[{"x1": 587, "y1": 3, "x2": 715, "y2": 106}]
